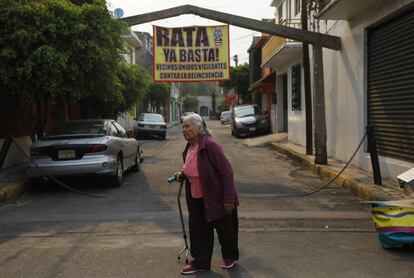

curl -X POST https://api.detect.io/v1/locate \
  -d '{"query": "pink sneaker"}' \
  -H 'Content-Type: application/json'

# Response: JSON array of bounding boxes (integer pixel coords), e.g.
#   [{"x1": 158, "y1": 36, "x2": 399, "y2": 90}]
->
[
  {"x1": 221, "y1": 259, "x2": 236, "y2": 269},
  {"x1": 181, "y1": 264, "x2": 205, "y2": 275}
]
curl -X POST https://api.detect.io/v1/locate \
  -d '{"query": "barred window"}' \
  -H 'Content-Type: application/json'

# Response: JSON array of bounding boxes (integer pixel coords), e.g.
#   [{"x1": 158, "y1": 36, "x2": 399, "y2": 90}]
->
[{"x1": 291, "y1": 63, "x2": 302, "y2": 111}]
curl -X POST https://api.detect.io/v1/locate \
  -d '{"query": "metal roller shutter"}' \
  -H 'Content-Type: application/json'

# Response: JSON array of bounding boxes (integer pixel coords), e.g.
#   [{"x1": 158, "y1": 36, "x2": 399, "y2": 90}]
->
[{"x1": 367, "y1": 8, "x2": 414, "y2": 163}]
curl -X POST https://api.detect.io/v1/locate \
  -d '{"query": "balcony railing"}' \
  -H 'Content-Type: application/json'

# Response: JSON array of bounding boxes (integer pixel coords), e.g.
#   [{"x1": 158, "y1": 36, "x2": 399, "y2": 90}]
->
[{"x1": 261, "y1": 19, "x2": 301, "y2": 63}]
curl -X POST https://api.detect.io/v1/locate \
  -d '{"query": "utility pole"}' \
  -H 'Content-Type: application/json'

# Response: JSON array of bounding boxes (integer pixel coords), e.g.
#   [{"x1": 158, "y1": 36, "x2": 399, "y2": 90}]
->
[
  {"x1": 310, "y1": 0, "x2": 327, "y2": 164},
  {"x1": 302, "y1": 0, "x2": 313, "y2": 155},
  {"x1": 313, "y1": 44, "x2": 327, "y2": 164}
]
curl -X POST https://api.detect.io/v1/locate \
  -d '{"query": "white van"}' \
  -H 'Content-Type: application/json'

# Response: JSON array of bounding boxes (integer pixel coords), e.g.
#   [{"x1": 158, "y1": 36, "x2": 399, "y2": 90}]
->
[{"x1": 220, "y1": 111, "x2": 231, "y2": 124}]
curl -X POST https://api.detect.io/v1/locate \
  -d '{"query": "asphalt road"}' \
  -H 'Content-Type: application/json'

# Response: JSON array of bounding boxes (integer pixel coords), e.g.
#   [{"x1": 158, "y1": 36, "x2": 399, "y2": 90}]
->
[{"x1": 0, "y1": 121, "x2": 412, "y2": 278}]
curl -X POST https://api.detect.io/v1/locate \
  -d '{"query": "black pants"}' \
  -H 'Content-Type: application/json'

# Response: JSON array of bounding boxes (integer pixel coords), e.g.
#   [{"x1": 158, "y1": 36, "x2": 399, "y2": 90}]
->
[{"x1": 187, "y1": 197, "x2": 239, "y2": 270}]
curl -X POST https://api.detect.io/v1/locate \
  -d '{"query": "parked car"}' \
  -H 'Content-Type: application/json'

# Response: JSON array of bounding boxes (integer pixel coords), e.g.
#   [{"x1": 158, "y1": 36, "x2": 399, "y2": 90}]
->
[
  {"x1": 220, "y1": 111, "x2": 231, "y2": 124},
  {"x1": 231, "y1": 104, "x2": 269, "y2": 138},
  {"x1": 135, "y1": 113, "x2": 167, "y2": 140},
  {"x1": 26, "y1": 119, "x2": 142, "y2": 187},
  {"x1": 180, "y1": 111, "x2": 195, "y2": 123}
]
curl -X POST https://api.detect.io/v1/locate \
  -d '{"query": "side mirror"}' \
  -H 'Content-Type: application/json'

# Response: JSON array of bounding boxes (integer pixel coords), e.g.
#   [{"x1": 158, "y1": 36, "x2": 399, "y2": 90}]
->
[{"x1": 127, "y1": 129, "x2": 134, "y2": 138}]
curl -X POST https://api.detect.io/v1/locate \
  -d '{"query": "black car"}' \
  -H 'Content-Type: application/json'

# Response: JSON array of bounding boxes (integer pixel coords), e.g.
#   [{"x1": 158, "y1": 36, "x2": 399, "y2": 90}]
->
[
  {"x1": 134, "y1": 113, "x2": 167, "y2": 140},
  {"x1": 231, "y1": 104, "x2": 269, "y2": 138}
]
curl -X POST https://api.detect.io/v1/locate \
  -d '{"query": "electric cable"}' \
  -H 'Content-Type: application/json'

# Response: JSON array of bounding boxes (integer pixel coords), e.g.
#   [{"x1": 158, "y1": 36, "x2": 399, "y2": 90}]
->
[
  {"x1": 12, "y1": 139, "x2": 110, "y2": 199},
  {"x1": 242, "y1": 131, "x2": 369, "y2": 198},
  {"x1": 12, "y1": 130, "x2": 375, "y2": 199}
]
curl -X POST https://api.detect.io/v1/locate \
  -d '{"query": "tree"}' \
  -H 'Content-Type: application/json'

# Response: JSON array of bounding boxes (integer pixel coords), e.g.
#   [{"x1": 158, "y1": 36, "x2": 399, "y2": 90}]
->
[
  {"x1": 181, "y1": 82, "x2": 217, "y2": 97},
  {"x1": 0, "y1": 0, "x2": 130, "y2": 137},
  {"x1": 97, "y1": 63, "x2": 150, "y2": 118},
  {"x1": 221, "y1": 63, "x2": 251, "y2": 104},
  {"x1": 217, "y1": 97, "x2": 230, "y2": 112},
  {"x1": 182, "y1": 95, "x2": 199, "y2": 112},
  {"x1": 144, "y1": 83, "x2": 171, "y2": 114}
]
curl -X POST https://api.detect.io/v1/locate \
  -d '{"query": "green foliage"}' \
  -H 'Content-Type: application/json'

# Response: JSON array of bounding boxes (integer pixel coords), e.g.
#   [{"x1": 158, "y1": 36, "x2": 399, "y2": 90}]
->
[
  {"x1": 144, "y1": 83, "x2": 171, "y2": 113},
  {"x1": 182, "y1": 95, "x2": 199, "y2": 112},
  {"x1": 217, "y1": 97, "x2": 230, "y2": 112},
  {"x1": 222, "y1": 63, "x2": 251, "y2": 103},
  {"x1": 97, "y1": 63, "x2": 151, "y2": 117},
  {"x1": 0, "y1": 0, "x2": 139, "y2": 135}
]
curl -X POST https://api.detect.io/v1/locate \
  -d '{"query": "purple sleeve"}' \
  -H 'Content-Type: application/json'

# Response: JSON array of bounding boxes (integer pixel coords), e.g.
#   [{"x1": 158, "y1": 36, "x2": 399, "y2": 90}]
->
[{"x1": 206, "y1": 140, "x2": 237, "y2": 203}]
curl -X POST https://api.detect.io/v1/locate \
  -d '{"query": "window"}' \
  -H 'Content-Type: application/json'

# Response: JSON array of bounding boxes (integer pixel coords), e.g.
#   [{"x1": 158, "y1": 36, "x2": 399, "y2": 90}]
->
[
  {"x1": 109, "y1": 123, "x2": 121, "y2": 137},
  {"x1": 141, "y1": 113, "x2": 164, "y2": 122},
  {"x1": 235, "y1": 105, "x2": 261, "y2": 117},
  {"x1": 112, "y1": 122, "x2": 127, "y2": 138},
  {"x1": 291, "y1": 64, "x2": 302, "y2": 111},
  {"x1": 48, "y1": 121, "x2": 105, "y2": 136},
  {"x1": 295, "y1": 0, "x2": 301, "y2": 15}
]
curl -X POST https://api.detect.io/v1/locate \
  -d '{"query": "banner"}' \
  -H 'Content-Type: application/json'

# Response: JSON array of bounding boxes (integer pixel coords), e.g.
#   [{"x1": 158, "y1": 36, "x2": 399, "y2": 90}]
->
[{"x1": 153, "y1": 25, "x2": 230, "y2": 82}]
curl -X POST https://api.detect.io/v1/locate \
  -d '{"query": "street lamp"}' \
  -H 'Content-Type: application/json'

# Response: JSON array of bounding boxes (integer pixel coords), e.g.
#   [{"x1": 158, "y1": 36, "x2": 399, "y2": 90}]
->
[{"x1": 233, "y1": 54, "x2": 238, "y2": 67}]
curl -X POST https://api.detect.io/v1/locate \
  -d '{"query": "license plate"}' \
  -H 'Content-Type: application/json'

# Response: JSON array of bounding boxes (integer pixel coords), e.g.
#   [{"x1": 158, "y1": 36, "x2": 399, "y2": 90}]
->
[
  {"x1": 58, "y1": 149, "x2": 76, "y2": 159},
  {"x1": 249, "y1": 127, "x2": 256, "y2": 132}
]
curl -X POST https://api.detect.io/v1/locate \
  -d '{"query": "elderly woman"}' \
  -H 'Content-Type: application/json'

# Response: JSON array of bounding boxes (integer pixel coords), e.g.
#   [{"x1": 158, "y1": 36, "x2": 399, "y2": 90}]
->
[{"x1": 174, "y1": 113, "x2": 239, "y2": 275}]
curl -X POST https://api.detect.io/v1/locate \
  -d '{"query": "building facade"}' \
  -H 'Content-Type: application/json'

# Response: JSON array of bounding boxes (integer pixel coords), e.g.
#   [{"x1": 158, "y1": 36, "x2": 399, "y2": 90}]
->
[
  {"x1": 117, "y1": 29, "x2": 143, "y2": 130},
  {"x1": 258, "y1": 0, "x2": 414, "y2": 178}
]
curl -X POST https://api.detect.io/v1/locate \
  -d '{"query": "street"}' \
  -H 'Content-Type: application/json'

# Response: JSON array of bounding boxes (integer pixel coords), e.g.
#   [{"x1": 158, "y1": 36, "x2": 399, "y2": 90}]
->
[{"x1": 0, "y1": 121, "x2": 412, "y2": 278}]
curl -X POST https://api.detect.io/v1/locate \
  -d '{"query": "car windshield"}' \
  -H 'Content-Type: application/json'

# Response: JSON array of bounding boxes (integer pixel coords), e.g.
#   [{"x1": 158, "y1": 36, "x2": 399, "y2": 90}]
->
[
  {"x1": 141, "y1": 114, "x2": 164, "y2": 122},
  {"x1": 48, "y1": 121, "x2": 106, "y2": 136},
  {"x1": 235, "y1": 106, "x2": 260, "y2": 118}
]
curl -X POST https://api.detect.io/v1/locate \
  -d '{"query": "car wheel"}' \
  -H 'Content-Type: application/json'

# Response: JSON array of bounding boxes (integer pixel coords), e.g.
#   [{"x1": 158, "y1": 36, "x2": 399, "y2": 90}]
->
[
  {"x1": 234, "y1": 130, "x2": 241, "y2": 138},
  {"x1": 160, "y1": 133, "x2": 166, "y2": 140},
  {"x1": 131, "y1": 150, "x2": 141, "y2": 172},
  {"x1": 30, "y1": 178, "x2": 42, "y2": 186},
  {"x1": 111, "y1": 156, "x2": 123, "y2": 187}
]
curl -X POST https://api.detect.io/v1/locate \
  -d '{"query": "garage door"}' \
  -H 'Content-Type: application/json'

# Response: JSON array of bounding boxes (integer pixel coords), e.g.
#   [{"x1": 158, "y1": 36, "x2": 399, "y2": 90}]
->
[{"x1": 367, "y1": 8, "x2": 414, "y2": 163}]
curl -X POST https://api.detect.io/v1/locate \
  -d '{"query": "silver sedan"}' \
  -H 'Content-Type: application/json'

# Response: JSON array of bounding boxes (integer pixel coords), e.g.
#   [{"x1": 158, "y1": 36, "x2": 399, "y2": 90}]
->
[{"x1": 26, "y1": 119, "x2": 142, "y2": 187}]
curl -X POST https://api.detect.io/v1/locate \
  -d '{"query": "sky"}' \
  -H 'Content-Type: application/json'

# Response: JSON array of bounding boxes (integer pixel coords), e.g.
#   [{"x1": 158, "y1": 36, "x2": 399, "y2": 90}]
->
[{"x1": 107, "y1": 0, "x2": 275, "y2": 67}]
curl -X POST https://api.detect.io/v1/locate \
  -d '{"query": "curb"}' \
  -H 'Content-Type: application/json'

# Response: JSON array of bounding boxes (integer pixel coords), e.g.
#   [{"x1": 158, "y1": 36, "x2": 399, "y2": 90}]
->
[
  {"x1": 0, "y1": 181, "x2": 28, "y2": 201},
  {"x1": 270, "y1": 143, "x2": 395, "y2": 201}
]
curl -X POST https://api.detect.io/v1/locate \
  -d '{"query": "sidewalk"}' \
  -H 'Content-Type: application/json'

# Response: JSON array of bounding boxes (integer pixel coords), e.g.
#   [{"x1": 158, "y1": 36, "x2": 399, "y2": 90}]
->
[
  {"x1": 0, "y1": 164, "x2": 29, "y2": 201},
  {"x1": 242, "y1": 133, "x2": 408, "y2": 201}
]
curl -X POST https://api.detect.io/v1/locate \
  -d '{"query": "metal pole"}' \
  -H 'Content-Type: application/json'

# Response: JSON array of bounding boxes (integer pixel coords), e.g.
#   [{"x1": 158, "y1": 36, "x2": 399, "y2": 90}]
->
[
  {"x1": 313, "y1": 45, "x2": 327, "y2": 164},
  {"x1": 0, "y1": 135, "x2": 12, "y2": 171},
  {"x1": 302, "y1": 0, "x2": 313, "y2": 155},
  {"x1": 366, "y1": 126, "x2": 382, "y2": 185}
]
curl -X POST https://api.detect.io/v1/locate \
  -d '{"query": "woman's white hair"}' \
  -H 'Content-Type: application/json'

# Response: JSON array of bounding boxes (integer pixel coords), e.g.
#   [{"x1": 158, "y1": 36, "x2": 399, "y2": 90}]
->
[{"x1": 183, "y1": 113, "x2": 212, "y2": 136}]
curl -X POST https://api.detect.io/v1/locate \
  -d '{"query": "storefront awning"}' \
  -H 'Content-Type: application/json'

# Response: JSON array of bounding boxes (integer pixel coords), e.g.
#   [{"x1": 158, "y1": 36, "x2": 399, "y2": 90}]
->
[{"x1": 249, "y1": 71, "x2": 276, "y2": 92}]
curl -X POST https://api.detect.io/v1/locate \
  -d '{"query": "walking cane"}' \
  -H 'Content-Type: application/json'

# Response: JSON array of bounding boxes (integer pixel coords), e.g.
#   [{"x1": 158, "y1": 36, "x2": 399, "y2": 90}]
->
[{"x1": 168, "y1": 177, "x2": 190, "y2": 263}]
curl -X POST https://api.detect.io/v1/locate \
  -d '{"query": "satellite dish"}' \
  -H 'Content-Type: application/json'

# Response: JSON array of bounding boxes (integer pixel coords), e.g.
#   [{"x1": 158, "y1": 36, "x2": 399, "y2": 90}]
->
[{"x1": 113, "y1": 8, "x2": 124, "y2": 19}]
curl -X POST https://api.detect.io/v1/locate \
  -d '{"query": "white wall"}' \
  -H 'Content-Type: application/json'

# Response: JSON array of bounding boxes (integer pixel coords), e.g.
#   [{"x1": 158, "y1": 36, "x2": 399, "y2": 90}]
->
[
  {"x1": 322, "y1": 0, "x2": 414, "y2": 178},
  {"x1": 0, "y1": 137, "x2": 31, "y2": 170},
  {"x1": 118, "y1": 40, "x2": 139, "y2": 129},
  {"x1": 287, "y1": 62, "x2": 307, "y2": 147}
]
